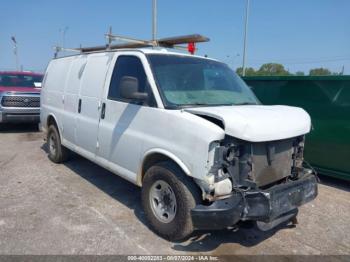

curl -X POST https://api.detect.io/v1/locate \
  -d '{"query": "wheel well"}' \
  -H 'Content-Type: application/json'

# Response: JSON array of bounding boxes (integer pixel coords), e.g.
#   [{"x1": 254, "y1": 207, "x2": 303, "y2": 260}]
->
[
  {"x1": 141, "y1": 153, "x2": 182, "y2": 183},
  {"x1": 140, "y1": 153, "x2": 205, "y2": 202},
  {"x1": 47, "y1": 115, "x2": 57, "y2": 129}
]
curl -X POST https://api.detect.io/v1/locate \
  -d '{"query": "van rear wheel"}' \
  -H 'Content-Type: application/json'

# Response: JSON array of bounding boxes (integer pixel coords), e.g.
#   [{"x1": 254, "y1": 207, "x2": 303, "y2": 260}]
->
[
  {"x1": 47, "y1": 125, "x2": 69, "y2": 163},
  {"x1": 141, "y1": 161, "x2": 201, "y2": 241}
]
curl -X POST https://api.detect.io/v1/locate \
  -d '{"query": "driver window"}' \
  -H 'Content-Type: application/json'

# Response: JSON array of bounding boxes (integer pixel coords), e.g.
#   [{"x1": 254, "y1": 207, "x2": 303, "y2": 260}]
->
[{"x1": 108, "y1": 55, "x2": 156, "y2": 106}]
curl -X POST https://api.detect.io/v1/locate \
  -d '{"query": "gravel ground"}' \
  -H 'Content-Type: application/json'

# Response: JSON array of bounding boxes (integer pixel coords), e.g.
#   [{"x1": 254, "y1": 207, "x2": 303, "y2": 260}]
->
[{"x1": 0, "y1": 123, "x2": 349, "y2": 257}]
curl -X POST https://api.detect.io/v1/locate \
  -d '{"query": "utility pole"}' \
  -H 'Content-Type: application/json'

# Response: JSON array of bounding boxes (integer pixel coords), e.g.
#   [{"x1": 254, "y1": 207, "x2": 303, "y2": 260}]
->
[
  {"x1": 152, "y1": 0, "x2": 157, "y2": 42},
  {"x1": 11, "y1": 36, "x2": 20, "y2": 71},
  {"x1": 242, "y1": 0, "x2": 250, "y2": 76}
]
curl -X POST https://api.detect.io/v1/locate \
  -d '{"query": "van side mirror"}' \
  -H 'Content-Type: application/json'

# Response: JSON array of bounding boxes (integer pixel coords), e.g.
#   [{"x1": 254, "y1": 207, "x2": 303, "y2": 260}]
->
[{"x1": 119, "y1": 76, "x2": 148, "y2": 101}]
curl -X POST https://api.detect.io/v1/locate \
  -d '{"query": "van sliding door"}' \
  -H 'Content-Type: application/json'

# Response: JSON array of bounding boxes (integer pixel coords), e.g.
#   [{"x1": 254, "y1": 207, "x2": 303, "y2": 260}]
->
[
  {"x1": 75, "y1": 53, "x2": 113, "y2": 158},
  {"x1": 62, "y1": 55, "x2": 87, "y2": 147}
]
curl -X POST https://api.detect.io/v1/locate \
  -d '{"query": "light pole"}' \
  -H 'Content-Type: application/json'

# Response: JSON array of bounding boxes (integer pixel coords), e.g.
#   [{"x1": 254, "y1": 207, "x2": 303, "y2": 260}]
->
[
  {"x1": 11, "y1": 36, "x2": 20, "y2": 71},
  {"x1": 152, "y1": 0, "x2": 157, "y2": 42},
  {"x1": 242, "y1": 0, "x2": 250, "y2": 76}
]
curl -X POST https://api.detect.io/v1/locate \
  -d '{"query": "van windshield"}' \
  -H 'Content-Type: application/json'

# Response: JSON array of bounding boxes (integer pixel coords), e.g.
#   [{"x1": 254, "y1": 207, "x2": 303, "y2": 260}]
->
[
  {"x1": 0, "y1": 73, "x2": 43, "y2": 88},
  {"x1": 147, "y1": 54, "x2": 259, "y2": 108}
]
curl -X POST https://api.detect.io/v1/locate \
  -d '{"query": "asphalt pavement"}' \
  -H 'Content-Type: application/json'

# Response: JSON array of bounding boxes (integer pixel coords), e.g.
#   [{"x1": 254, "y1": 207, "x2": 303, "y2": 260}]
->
[{"x1": 0, "y1": 123, "x2": 349, "y2": 256}]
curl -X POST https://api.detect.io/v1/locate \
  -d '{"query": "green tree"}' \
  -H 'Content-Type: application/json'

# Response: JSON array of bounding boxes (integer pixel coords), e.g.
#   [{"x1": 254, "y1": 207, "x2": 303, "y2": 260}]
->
[
  {"x1": 309, "y1": 68, "x2": 332, "y2": 76},
  {"x1": 236, "y1": 67, "x2": 256, "y2": 76},
  {"x1": 257, "y1": 63, "x2": 290, "y2": 76}
]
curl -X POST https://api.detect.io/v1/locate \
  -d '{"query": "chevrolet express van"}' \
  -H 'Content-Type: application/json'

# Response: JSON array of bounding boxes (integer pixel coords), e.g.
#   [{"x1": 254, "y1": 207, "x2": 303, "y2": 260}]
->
[{"x1": 40, "y1": 48, "x2": 317, "y2": 241}]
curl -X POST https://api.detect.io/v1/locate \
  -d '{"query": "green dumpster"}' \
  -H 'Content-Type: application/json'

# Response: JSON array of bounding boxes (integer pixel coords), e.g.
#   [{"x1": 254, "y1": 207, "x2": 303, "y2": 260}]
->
[{"x1": 243, "y1": 75, "x2": 350, "y2": 180}]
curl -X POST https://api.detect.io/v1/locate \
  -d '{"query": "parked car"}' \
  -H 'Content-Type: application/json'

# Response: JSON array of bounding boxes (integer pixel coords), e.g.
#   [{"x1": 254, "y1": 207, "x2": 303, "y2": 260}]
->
[
  {"x1": 0, "y1": 71, "x2": 43, "y2": 124},
  {"x1": 40, "y1": 49, "x2": 318, "y2": 241}
]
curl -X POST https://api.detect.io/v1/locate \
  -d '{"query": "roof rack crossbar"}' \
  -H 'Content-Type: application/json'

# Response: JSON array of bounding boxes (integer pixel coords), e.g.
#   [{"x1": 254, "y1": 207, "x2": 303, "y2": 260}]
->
[{"x1": 106, "y1": 34, "x2": 152, "y2": 45}]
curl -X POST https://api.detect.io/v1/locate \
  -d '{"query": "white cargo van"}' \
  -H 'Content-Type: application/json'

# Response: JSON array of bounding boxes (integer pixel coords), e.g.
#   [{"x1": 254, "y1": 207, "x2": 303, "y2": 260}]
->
[{"x1": 41, "y1": 40, "x2": 317, "y2": 240}]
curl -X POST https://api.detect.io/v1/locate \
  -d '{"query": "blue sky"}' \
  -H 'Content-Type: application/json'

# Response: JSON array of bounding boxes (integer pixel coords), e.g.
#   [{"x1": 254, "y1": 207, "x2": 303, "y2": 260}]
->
[{"x1": 1, "y1": 0, "x2": 349, "y2": 74}]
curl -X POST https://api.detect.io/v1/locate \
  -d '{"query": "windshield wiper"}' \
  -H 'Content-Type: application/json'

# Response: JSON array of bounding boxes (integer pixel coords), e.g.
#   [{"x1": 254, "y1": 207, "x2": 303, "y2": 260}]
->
[
  {"x1": 189, "y1": 102, "x2": 211, "y2": 106},
  {"x1": 213, "y1": 102, "x2": 257, "y2": 106},
  {"x1": 234, "y1": 102, "x2": 257, "y2": 105},
  {"x1": 178, "y1": 103, "x2": 212, "y2": 107},
  {"x1": 169, "y1": 102, "x2": 257, "y2": 109}
]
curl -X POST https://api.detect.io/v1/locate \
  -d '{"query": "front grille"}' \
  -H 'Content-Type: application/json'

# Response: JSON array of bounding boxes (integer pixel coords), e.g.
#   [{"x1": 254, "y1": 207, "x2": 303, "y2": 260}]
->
[
  {"x1": 250, "y1": 138, "x2": 294, "y2": 187},
  {"x1": 1, "y1": 95, "x2": 40, "y2": 108}
]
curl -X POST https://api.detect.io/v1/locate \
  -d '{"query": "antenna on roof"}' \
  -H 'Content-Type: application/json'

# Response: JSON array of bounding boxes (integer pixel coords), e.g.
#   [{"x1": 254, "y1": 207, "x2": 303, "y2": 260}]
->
[{"x1": 106, "y1": 26, "x2": 113, "y2": 50}]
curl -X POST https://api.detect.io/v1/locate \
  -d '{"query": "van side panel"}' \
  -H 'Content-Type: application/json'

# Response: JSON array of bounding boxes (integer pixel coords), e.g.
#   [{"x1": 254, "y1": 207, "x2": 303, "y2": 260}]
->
[{"x1": 41, "y1": 57, "x2": 73, "y2": 133}]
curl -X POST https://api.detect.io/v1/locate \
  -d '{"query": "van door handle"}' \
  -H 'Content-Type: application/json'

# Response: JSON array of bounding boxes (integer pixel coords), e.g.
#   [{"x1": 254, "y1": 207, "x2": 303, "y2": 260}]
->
[
  {"x1": 78, "y1": 99, "x2": 82, "y2": 113},
  {"x1": 101, "y1": 102, "x2": 106, "y2": 119}
]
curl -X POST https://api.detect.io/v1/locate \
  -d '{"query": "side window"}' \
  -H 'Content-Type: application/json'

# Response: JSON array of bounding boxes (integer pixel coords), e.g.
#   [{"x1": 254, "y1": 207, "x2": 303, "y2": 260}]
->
[{"x1": 108, "y1": 55, "x2": 156, "y2": 106}]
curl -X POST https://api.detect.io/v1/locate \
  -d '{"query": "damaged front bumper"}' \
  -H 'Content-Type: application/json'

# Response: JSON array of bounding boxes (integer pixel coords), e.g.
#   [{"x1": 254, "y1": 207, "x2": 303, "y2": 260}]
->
[{"x1": 191, "y1": 174, "x2": 318, "y2": 230}]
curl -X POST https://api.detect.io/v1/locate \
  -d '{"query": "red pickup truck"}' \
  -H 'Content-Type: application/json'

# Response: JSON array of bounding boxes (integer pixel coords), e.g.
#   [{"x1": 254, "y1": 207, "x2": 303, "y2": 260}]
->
[{"x1": 0, "y1": 71, "x2": 43, "y2": 123}]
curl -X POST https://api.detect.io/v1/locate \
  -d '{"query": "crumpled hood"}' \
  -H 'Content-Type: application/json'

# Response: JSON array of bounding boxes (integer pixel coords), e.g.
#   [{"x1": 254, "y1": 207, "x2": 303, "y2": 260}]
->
[{"x1": 185, "y1": 105, "x2": 311, "y2": 142}]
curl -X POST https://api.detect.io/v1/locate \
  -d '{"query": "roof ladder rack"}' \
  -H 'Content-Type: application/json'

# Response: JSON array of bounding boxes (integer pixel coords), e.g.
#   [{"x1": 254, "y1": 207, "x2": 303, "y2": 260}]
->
[{"x1": 53, "y1": 27, "x2": 209, "y2": 57}]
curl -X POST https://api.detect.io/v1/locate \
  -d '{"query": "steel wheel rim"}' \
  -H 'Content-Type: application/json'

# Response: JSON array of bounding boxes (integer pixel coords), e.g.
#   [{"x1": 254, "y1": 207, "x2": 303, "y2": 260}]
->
[
  {"x1": 49, "y1": 133, "x2": 57, "y2": 156},
  {"x1": 149, "y1": 180, "x2": 177, "y2": 223}
]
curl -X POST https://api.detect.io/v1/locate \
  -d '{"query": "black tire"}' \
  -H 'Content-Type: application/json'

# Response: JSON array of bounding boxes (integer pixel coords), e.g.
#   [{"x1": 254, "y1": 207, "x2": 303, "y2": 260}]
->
[
  {"x1": 47, "y1": 125, "x2": 69, "y2": 163},
  {"x1": 142, "y1": 161, "x2": 201, "y2": 241}
]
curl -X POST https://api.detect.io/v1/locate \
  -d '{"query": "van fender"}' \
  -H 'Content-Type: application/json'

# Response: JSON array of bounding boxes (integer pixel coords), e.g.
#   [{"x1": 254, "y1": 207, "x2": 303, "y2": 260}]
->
[
  {"x1": 137, "y1": 148, "x2": 191, "y2": 186},
  {"x1": 46, "y1": 113, "x2": 62, "y2": 137}
]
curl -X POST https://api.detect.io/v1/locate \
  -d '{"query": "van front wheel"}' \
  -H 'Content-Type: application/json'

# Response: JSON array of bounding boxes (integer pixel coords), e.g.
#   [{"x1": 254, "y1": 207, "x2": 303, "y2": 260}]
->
[
  {"x1": 47, "y1": 125, "x2": 68, "y2": 163},
  {"x1": 141, "y1": 161, "x2": 201, "y2": 241}
]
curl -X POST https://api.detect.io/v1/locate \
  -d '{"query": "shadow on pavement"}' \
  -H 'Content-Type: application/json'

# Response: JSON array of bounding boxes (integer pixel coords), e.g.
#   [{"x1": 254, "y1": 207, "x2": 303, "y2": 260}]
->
[
  {"x1": 40, "y1": 143, "x2": 299, "y2": 252},
  {"x1": 318, "y1": 174, "x2": 350, "y2": 192},
  {"x1": 0, "y1": 123, "x2": 39, "y2": 133},
  {"x1": 172, "y1": 222, "x2": 296, "y2": 252},
  {"x1": 41, "y1": 143, "x2": 146, "y2": 223}
]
